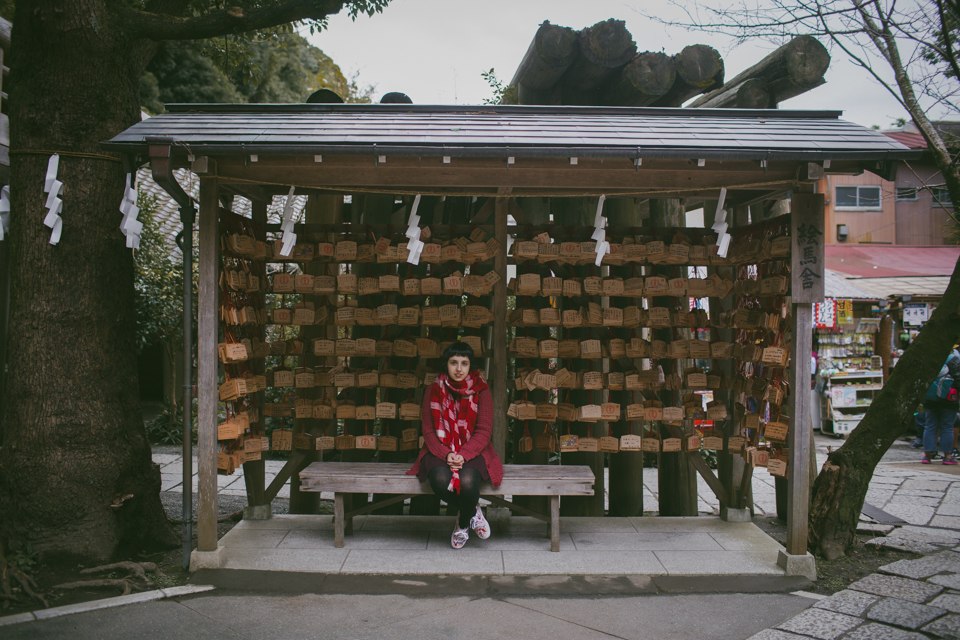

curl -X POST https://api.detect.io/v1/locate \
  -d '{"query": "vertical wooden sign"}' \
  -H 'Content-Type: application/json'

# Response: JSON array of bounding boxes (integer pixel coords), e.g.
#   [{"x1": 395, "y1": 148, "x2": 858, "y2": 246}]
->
[
  {"x1": 790, "y1": 193, "x2": 825, "y2": 303},
  {"x1": 785, "y1": 192, "x2": 824, "y2": 558}
]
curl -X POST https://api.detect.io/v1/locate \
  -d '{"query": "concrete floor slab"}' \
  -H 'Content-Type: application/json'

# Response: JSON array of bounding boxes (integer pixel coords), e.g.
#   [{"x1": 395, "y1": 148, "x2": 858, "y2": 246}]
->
[
  {"x1": 709, "y1": 531, "x2": 786, "y2": 552},
  {"x1": 570, "y1": 531, "x2": 723, "y2": 551},
  {"x1": 502, "y1": 550, "x2": 665, "y2": 575},
  {"x1": 628, "y1": 516, "x2": 759, "y2": 533},
  {"x1": 279, "y1": 529, "x2": 429, "y2": 550},
  {"x1": 654, "y1": 550, "x2": 783, "y2": 575},
  {"x1": 233, "y1": 514, "x2": 344, "y2": 530},
  {"x1": 218, "y1": 528, "x2": 290, "y2": 549},
  {"x1": 340, "y1": 549, "x2": 505, "y2": 575},
  {"x1": 221, "y1": 547, "x2": 349, "y2": 573},
  {"x1": 425, "y1": 530, "x2": 575, "y2": 552}
]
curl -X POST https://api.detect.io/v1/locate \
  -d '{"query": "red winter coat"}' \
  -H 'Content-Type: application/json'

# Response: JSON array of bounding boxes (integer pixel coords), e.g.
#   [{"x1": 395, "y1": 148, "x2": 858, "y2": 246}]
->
[{"x1": 406, "y1": 385, "x2": 503, "y2": 487}]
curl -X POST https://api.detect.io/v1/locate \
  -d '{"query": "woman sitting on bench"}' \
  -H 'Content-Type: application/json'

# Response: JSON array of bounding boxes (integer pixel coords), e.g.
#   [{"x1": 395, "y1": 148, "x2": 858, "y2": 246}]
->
[{"x1": 406, "y1": 341, "x2": 502, "y2": 548}]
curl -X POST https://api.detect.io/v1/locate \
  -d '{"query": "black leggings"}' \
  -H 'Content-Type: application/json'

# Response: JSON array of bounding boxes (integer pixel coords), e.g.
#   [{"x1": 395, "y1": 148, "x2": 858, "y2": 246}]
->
[{"x1": 427, "y1": 466, "x2": 482, "y2": 528}]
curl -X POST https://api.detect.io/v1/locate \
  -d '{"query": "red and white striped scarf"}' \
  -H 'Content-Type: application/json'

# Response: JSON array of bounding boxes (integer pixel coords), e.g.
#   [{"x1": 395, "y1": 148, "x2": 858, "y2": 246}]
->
[{"x1": 429, "y1": 370, "x2": 488, "y2": 494}]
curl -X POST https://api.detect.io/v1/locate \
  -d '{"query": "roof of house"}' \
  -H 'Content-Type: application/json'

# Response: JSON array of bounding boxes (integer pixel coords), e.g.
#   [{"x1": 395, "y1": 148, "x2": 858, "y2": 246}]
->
[
  {"x1": 826, "y1": 244, "x2": 960, "y2": 278},
  {"x1": 103, "y1": 103, "x2": 917, "y2": 162},
  {"x1": 848, "y1": 276, "x2": 951, "y2": 298},
  {"x1": 824, "y1": 269, "x2": 880, "y2": 299},
  {"x1": 884, "y1": 131, "x2": 927, "y2": 149}
]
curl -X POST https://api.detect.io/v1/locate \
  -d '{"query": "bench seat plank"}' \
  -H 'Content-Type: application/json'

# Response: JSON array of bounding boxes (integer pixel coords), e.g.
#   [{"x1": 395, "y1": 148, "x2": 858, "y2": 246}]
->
[{"x1": 298, "y1": 462, "x2": 595, "y2": 552}]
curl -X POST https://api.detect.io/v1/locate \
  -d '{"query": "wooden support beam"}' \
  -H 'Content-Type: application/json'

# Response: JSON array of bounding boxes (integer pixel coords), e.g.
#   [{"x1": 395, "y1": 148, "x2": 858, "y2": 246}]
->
[
  {"x1": 469, "y1": 197, "x2": 495, "y2": 224},
  {"x1": 197, "y1": 176, "x2": 219, "y2": 551},
  {"x1": 650, "y1": 198, "x2": 698, "y2": 517},
  {"x1": 786, "y1": 192, "x2": 825, "y2": 556},
  {"x1": 686, "y1": 451, "x2": 729, "y2": 507},
  {"x1": 242, "y1": 199, "x2": 267, "y2": 508},
  {"x1": 491, "y1": 190, "x2": 510, "y2": 461}
]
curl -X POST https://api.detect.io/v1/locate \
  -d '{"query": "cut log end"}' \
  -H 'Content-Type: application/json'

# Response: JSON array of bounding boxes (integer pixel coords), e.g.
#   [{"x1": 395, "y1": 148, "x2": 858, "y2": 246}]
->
[
  {"x1": 601, "y1": 51, "x2": 677, "y2": 107},
  {"x1": 535, "y1": 21, "x2": 579, "y2": 67},
  {"x1": 786, "y1": 35, "x2": 831, "y2": 87},
  {"x1": 676, "y1": 44, "x2": 724, "y2": 88},
  {"x1": 579, "y1": 18, "x2": 637, "y2": 68}
]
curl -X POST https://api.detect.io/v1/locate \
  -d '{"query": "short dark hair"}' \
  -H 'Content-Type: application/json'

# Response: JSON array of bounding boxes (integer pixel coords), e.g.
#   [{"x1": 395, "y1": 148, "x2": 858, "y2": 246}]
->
[{"x1": 442, "y1": 341, "x2": 474, "y2": 367}]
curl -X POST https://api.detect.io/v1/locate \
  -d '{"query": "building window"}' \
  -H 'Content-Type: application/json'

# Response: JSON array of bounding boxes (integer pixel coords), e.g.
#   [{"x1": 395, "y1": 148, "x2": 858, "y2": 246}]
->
[
  {"x1": 835, "y1": 185, "x2": 882, "y2": 210},
  {"x1": 931, "y1": 187, "x2": 954, "y2": 207},
  {"x1": 896, "y1": 187, "x2": 919, "y2": 201}
]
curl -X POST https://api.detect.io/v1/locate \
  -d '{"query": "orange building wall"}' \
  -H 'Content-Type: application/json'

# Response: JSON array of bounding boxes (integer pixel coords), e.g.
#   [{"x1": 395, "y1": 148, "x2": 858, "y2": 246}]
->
[{"x1": 819, "y1": 173, "x2": 897, "y2": 244}]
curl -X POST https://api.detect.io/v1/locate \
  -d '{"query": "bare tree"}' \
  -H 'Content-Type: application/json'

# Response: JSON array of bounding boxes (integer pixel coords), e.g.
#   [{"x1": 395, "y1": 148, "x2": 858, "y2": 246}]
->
[{"x1": 643, "y1": 0, "x2": 960, "y2": 558}]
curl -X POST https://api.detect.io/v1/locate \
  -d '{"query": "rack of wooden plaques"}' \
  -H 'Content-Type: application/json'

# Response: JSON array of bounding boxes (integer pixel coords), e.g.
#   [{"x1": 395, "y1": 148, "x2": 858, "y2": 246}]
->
[
  {"x1": 213, "y1": 207, "x2": 503, "y2": 514},
  {"x1": 503, "y1": 216, "x2": 796, "y2": 515}
]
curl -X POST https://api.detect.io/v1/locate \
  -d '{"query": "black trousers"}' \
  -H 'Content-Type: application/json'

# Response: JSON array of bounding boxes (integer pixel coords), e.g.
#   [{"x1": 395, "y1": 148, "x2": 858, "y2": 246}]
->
[{"x1": 427, "y1": 466, "x2": 482, "y2": 528}]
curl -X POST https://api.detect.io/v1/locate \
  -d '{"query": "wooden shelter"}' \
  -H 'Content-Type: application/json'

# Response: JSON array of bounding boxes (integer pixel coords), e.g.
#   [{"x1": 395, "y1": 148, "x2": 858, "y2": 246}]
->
[{"x1": 104, "y1": 103, "x2": 918, "y2": 572}]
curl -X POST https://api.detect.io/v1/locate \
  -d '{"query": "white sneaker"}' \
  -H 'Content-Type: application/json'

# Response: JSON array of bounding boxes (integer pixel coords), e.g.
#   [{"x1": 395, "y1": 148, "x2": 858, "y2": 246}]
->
[
  {"x1": 451, "y1": 523, "x2": 470, "y2": 549},
  {"x1": 470, "y1": 506, "x2": 491, "y2": 539}
]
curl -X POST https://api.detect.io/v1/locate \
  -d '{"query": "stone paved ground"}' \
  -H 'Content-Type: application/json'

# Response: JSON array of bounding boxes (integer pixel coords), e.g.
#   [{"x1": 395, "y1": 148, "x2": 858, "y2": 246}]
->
[{"x1": 749, "y1": 435, "x2": 960, "y2": 639}]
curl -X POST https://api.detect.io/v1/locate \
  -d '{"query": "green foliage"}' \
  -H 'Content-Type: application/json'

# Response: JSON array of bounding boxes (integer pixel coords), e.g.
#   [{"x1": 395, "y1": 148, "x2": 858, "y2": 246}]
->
[
  {"x1": 8, "y1": 543, "x2": 38, "y2": 574},
  {"x1": 133, "y1": 192, "x2": 196, "y2": 354},
  {"x1": 481, "y1": 68, "x2": 515, "y2": 105},
  {"x1": 146, "y1": 399, "x2": 198, "y2": 445},
  {"x1": 142, "y1": 32, "x2": 374, "y2": 112},
  {"x1": 141, "y1": 45, "x2": 243, "y2": 114}
]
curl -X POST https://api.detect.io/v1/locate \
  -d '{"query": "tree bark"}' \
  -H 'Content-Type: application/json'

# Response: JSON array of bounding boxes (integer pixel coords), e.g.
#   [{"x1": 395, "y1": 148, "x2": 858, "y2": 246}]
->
[
  {"x1": 601, "y1": 52, "x2": 677, "y2": 107},
  {"x1": 651, "y1": 45, "x2": 724, "y2": 107},
  {"x1": 809, "y1": 255, "x2": 960, "y2": 558},
  {"x1": 0, "y1": 1, "x2": 177, "y2": 560},
  {"x1": 689, "y1": 36, "x2": 829, "y2": 108}
]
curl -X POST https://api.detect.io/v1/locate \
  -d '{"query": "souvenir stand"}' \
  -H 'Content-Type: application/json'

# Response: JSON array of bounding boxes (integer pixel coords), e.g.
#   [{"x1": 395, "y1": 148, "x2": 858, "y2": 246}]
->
[{"x1": 103, "y1": 103, "x2": 916, "y2": 574}]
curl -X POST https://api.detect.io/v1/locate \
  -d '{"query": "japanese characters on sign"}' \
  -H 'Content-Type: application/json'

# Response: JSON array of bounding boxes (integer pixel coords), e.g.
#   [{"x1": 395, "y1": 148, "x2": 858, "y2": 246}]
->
[{"x1": 790, "y1": 194, "x2": 826, "y2": 303}]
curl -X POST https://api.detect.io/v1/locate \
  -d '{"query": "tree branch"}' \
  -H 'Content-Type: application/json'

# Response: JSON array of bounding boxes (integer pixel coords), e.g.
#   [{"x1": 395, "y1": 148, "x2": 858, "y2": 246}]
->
[
  {"x1": 936, "y1": 0, "x2": 960, "y2": 82},
  {"x1": 121, "y1": 0, "x2": 345, "y2": 42}
]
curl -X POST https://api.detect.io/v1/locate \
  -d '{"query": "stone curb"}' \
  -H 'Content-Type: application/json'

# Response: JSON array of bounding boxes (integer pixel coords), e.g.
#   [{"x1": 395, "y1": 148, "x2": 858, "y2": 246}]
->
[{"x1": 0, "y1": 584, "x2": 215, "y2": 627}]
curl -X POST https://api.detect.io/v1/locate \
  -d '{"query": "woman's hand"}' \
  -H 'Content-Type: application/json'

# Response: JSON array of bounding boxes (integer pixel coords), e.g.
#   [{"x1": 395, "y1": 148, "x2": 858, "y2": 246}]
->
[{"x1": 446, "y1": 452, "x2": 465, "y2": 471}]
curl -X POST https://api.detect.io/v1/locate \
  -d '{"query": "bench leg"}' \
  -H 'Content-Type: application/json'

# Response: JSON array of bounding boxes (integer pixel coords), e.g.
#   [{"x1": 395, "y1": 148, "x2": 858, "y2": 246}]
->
[
  {"x1": 334, "y1": 493, "x2": 345, "y2": 548},
  {"x1": 550, "y1": 495, "x2": 560, "y2": 552}
]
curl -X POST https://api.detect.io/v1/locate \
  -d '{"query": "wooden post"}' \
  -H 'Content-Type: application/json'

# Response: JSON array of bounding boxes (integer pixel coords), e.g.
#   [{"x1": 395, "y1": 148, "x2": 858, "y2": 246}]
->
[
  {"x1": 607, "y1": 198, "x2": 644, "y2": 516},
  {"x1": 242, "y1": 198, "x2": 268, "y2": 510},
  {"x1": 786, "y1": 193, "x2": 824, "y2": 557},
  {"x1": 289, "y1": 194, "x2": 341, "y2": 513},
  {"x1": 650, "y1": 199, "x2": 698, "y2": 517},
  {"x1": 491, "y1": 190, "x2": 510, "y2": 461},
  {"x1": 197, "y1": 176, "x2": 219, "y2": 552}
]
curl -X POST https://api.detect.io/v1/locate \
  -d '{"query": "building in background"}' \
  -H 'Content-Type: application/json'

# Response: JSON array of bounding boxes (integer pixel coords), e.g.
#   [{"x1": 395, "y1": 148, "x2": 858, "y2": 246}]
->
[{"x1": 820, "y1": 121, "x2": 958, "y2": 245}]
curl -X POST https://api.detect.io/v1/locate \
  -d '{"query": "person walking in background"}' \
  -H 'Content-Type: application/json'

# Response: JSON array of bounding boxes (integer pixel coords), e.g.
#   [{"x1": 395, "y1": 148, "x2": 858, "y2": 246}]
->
[{"x1": 922, "y1": 347, "x2": 960, "y2": 465}]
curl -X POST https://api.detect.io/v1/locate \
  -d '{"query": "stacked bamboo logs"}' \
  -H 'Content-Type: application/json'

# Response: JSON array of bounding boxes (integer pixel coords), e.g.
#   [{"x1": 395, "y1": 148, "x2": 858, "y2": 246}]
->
[{"x1": 508, "y1": 20, "x2": 829, "y2": 109}]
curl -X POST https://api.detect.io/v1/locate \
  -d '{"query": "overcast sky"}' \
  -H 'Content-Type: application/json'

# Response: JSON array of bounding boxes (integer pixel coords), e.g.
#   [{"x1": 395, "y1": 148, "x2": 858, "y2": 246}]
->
[{"x1": 303, "y1": 0, "x2": 924, "y2": 129}]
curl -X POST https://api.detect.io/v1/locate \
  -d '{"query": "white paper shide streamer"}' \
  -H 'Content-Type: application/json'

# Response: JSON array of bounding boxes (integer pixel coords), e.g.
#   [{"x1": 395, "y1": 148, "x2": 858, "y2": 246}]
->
[
  {"x1": 592, "y1": 194, "x2": 608, "y2": 266},
  {"x1": 0, "y1": 185, "x2": 10, "y2": 242},
  {"x1": 405, "y1": 195, "x2": 423, "y2": 265},
  {"x1": 119, "y1": 173, "x2": 142, "y2": 249},
  {"x1": 43, "y1": 154, "x2": 62, "y2": 245},
  {"x1": 278, "y1": 186, "x2": 297, "y2": 257},
  {"x1": 710, "y1": 188, "x2": 731, "y2": 258}
]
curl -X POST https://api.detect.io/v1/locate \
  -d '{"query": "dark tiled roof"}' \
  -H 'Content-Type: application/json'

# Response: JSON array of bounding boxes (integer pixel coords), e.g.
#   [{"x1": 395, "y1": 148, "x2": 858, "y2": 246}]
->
[{"x1": 104, "y1": 104, "x2": 917, "y2": 162}]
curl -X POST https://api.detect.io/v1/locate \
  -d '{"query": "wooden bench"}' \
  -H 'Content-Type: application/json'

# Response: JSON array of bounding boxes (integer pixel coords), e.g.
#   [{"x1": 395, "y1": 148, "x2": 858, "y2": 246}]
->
[{"x1": 299, "y1": 462, "x2": 595, "y2": 552}]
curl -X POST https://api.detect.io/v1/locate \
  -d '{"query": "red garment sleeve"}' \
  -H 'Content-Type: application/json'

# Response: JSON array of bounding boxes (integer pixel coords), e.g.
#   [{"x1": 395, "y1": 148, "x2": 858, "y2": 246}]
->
[
  {"x1": 420, "y1": 386, "x2": 452, "y2": 460},
  {"x1": 458, "y1": 389, "x2": 493, "y2": 461}
]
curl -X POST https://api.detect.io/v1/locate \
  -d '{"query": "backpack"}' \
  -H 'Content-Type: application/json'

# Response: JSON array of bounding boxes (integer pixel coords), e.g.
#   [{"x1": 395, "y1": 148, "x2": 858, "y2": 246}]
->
[{"x1": 926, "y1": 352, "x2": 960, "y2": 402}]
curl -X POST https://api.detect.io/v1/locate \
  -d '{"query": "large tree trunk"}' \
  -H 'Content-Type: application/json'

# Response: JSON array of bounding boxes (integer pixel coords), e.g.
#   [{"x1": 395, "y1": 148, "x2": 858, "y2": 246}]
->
[
  {"x1": 809, "y1": 254, "x2": 960, "y2": 559},
  {"x1": 0, "y1": 2, "x2": 176, "y2": 560}
]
